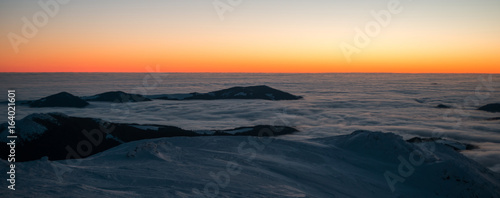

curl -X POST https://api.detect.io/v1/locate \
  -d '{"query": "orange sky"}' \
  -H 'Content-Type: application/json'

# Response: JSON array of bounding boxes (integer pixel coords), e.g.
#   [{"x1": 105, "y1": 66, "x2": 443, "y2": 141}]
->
[{"x1": 1, "y1": 0, "x2": 499, "y2": 73}]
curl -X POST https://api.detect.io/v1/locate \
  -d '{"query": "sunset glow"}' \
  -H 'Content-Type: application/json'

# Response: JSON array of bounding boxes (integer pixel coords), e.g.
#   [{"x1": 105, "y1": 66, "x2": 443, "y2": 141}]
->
[{"x1": 1, "y1": 0, "x2": 499, "y2": 73}]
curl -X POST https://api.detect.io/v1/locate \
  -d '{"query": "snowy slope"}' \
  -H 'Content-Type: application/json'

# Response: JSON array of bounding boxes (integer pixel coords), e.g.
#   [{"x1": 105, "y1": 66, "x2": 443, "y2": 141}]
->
[
  {"x1": 1, "y1": 131, "x2": 498, "y2": 197},
  {"x1": 0, "y1": 113, "x2": 64, "y2": 143}
]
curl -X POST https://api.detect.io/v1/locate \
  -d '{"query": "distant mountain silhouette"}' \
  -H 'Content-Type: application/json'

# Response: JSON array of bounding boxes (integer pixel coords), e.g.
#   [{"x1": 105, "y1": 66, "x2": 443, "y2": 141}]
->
[
  {"x1": 477, "y1": 103, "x2": 500, "y2": 113},
  {"x1": 85, "y1": 91, "x2": 152, "y2": 103},
  {"x1": 26, "y1": 86, "x2": 302, "y2": 108},
  {"x1": 29, "y1": 92, "x2": 89, "y2": 108},
  {"x1": 486, "y1": 117, "x2": 500, "y2": 121},
  {"x1": 154, "y1": 85, "x2": 303, "y2": 100},
  {"x1": 435, "y1": 104, "x2": 452, "y2": 109}
]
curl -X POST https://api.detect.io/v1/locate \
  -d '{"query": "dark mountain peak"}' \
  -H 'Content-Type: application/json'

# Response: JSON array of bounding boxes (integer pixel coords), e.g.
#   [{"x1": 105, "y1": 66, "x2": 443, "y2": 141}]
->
[
  {"x1": 156, "y1": 85, "x2": 302, "y2": 100},
  {"x1": 478, "y1": 103, "x2": 500, "y2": 113},
  {"x1": 207, "y1": 85, "x2": 302, "y2": 100},
  {"x1": 29, "y1": 92, "x2": 89, "y2": 108},
  {"x1": 486, "y1": 117, "x2": 500, "y2": 121},
  {"x1": 86, "y1": 91, "x2": 152, "y2": 103},
  {"x1": 436, "y1": 104, "x2": 452, "y2": 109}
]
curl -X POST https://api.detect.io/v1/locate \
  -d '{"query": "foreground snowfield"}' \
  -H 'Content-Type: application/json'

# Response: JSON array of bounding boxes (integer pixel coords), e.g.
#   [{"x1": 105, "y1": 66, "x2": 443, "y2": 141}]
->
[{"x1": 2, "y1": 131, "x2": 499, "y2": 197}]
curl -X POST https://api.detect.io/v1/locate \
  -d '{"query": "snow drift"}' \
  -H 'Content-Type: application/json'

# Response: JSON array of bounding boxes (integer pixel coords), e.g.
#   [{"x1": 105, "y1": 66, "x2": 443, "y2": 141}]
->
[{"x1": 0, "y1": 131, "x2": 498, "y2": 197}]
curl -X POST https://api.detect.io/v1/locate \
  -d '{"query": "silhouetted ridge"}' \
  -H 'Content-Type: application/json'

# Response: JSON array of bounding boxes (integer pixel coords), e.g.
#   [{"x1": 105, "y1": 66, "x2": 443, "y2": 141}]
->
[
  {"x1": 29, "y1": 92, "x2": 89, "y2": 108},
  {"x1": 155, "y1": 85, "x2": 302, "y2": 100},
  {"x1": 486, "y1": 117, "x2": 500, "y2": 121},
  {"x1": 26, "y1": 86, "x2": 301, "y2": 108},
  {"x1": 436, "y1": 104, "x2": 452, "y2": 109},
  {"x1": 477, "y1": 103, "x2": 500, "y2": 113},
  {"x1": 85, "y1": 91, "x2": 152, "y2": 103}
]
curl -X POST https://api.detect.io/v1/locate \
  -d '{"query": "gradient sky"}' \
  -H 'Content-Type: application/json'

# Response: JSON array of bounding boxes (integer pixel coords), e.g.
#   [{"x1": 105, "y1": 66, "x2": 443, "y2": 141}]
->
[{"x1": 0, "y1": 0, "x2": 499, "y2": 73}]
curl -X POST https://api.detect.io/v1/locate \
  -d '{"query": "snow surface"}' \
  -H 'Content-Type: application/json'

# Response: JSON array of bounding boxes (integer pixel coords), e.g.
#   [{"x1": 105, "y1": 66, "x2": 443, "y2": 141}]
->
[
  {"x1": 0, "y1": 113, "x2": 64, "y2": 143},
  {"x1": 1, "y1": 132, "x2": 498, "y2": 197},
  {"x1": 224, "y1": 128, "x2": 253, "y2": 134},
  {"x1": 130, "y1": 125, "x2": 160, "y2": 131},
  {"x1": 194, "y1": 130, "x2": 215, "y2": 135}
]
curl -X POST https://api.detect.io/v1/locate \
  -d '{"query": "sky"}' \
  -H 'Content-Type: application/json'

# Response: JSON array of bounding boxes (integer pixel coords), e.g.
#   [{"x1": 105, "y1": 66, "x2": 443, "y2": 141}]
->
[{"x1": 0, "y1": 0, "x2": 499, "y2": 73}]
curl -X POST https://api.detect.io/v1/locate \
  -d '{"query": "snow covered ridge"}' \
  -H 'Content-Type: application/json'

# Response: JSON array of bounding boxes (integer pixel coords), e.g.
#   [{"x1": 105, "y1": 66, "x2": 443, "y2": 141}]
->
[
  {"x1": 0, "y1": 113, "x2": 66, "y2": 143},
  {"x1": 2, "y1": 131, "x2": 499, "y2": 197},
  {"x1": 0, "y1": 113, "x2": 298, "y2": 162}
]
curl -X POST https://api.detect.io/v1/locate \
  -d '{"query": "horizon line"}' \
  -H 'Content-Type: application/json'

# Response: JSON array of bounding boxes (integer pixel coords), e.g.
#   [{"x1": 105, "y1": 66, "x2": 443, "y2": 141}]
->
[{"x1": 0, "y1": 72, "x2": 499, "y2": 74}]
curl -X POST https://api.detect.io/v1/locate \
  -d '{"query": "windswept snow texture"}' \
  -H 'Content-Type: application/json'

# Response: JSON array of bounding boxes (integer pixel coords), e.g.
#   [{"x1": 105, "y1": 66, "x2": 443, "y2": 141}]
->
[
  {"x1": 0, "y1": 113, "x2": 63, "y2": 143},
  {"x1": 1, "y1": 131, "x2": 499, "y2": 197}
]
